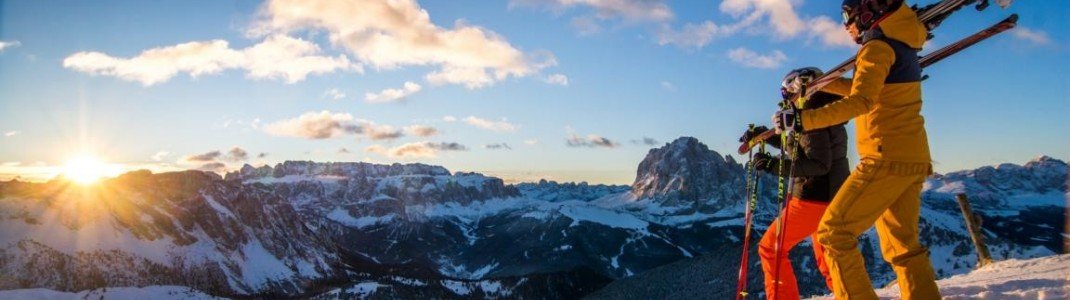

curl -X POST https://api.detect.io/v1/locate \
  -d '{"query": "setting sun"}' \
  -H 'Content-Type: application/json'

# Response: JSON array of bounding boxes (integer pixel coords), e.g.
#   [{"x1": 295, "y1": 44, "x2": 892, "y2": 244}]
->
[{"x1": 62, "y1": 154, "x2": 119, "y2": 185}]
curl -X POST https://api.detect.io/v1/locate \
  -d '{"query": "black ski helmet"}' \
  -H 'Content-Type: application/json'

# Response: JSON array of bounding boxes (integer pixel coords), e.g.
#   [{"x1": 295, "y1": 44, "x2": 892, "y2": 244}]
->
[
  {"x1": 841, "y1": 0, "x2": 903, "y2": 30},
  {"x1": 781, "y1": 67, "x2": 824, "y2": 100}
]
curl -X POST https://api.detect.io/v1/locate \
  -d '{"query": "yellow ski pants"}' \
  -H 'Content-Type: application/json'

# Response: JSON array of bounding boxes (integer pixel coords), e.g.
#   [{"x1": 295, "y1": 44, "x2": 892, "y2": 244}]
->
[{"x1": 815, "y1": 159, "x2": 941, "y2": 300}]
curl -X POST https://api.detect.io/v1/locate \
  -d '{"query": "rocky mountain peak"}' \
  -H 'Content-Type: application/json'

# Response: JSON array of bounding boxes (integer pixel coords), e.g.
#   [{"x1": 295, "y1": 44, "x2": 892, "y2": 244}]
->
[{"x1": 630, "y1": 137, "x2": 744, "y2": 209}]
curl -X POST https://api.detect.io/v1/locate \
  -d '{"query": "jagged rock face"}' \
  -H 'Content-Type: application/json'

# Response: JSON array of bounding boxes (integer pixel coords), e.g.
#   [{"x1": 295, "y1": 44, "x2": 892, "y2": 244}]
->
[{"x1": 630, "y1": 137, "x2": 746, "y2": 211}]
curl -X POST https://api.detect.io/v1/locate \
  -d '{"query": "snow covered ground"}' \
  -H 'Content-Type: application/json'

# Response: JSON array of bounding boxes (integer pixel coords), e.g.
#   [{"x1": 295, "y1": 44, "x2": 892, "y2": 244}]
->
[
  {"x1": 808, "y1": 254, "x2": 1070, "y2": 299},
  {"x1": 0, "y1": 286, "x2": 223, "y2": 300}
]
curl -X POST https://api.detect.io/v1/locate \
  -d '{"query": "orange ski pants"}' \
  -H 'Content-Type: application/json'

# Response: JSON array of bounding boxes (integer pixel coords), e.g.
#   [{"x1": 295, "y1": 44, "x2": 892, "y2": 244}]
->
[
  {"x1": 816, "y1": 159, "x2": 941, "y2": 299},
  {"x1": 759, "y1": 197, "x2": 834, "y2": 300}
]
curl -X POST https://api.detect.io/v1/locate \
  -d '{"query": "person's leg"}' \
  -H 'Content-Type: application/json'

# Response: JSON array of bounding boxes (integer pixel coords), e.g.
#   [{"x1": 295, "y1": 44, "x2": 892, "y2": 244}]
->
[
  {"x1": 874, "y1": 175, "x2": 941, "y2": 299},
  {"x1": 810, "y1": 232, "x2": 833, "y2": 291},
  {"x1": 816, "y1": 160, "x2": 918, "y2": 299},
  {"x1": 758, "y1": 198, "x2": 828, "y2": 300}
]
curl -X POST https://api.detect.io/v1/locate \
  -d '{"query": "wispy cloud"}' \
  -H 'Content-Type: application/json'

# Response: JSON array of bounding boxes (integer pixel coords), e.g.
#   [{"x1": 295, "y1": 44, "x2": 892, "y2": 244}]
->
[
  {"x1": 0, "y1": 40, "x2": 21, "y2": 53},
  {"x1": 1012, "y1": 27, "x2": 1051, "y2": 45},
  {"x1": 544, "y1": 73, "x2": 569, "y2": 86},
  {"x1": 151, "y1": 151, "x2": 170, "y2": 161},
  {"x1": 365, "y1": 81, "x2": 422, "y2": 103},
  {"x1": 727, "y1": 47, "x2": 787, "y2": 69},
  {"x1": 510, "y1": 0, "x2": 673, "y2": 23},
  {"x1": 464, "y1": 116, "x2": 518, "y2": 132},
  {"x1": 323, "y1": 88, "x2": 346, "y2": 100},
  {"x1": 567, "y1": 134, "x2": 618, "y2": 148},
  {"x1": 366, "y1": 141, "x2": 468, "y2": 158},
  {"x1": 524, "y1": 139, "x2": 539, "y2": 146},
  {"x1": 565, "y1": 127, "x2": 618, "y2": 148},
  {"x1": 264, "y1": 111, "x2": 404, "y2": 141},
  {"x1": 405, "y1": 125, "x2": 439, "y2": 137},
  {"x1": 264, "y1": 111, "x2": 358, "y2": 139},
  {"x1": 183, "y1": 150, "x2": 223, "y2": 163},
  {"x1": 225, "y1": 147, "x2": 249, "y2": 162},
  {"x1": 656, "y1": 21, "x2": 739, "y2": 49},
  {"x1": 516, "y1": 0, "x2": 855, "y2": 49},
  {"x1": 443, "y1": 116, "x2": 458, "y2": 122},
  {"x1": 362, "y1": 124, "x2": 403, "y2": 141},
  {"x1": 4, "y1": 131, "x2": 19, "y2": 137},
  {"x1": 632, "y1": 137, "x2": 659, "y2": 146},
  {"x1": 484, "y1": 143, "x2": 512, "y2": 150},
  {"x1": 253, "y1": 0, "x2": 554, "y2": 89},
  {"x1": 63, "y1": 35, "x2": 358, "y2": 86},
  {"x1": 660, "y1": 81, "x2": 676, "y2": 92}
]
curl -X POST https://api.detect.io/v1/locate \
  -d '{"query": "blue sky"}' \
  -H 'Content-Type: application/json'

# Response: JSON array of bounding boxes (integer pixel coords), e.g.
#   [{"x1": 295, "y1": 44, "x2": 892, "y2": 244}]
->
[{"x1": 0, "y1": 0, "x2": 1067, "y2": 184}]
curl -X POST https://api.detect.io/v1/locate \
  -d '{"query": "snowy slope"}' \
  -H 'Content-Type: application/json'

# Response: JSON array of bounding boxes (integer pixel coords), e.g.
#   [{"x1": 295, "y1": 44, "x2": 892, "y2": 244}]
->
[
  {"x1": 807, "y1": 254, "x2": 1070, "y2": 299},
  {"x1": 0, "y1": 286, "x2": 223, "y2": 300}
]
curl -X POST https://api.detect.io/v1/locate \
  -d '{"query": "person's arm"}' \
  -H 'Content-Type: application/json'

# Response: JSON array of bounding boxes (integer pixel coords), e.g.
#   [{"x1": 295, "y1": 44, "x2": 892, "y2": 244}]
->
[
  {"x1": 801, "y1": 41, "x2": 895, "y2": 131},
  {"x1": 819, "y1": 77, "x2": 853, "y2": 97}
]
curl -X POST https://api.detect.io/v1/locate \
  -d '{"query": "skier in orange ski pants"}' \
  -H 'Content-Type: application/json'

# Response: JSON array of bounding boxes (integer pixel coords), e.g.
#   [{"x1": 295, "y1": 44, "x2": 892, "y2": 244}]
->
[{"x1": 745, "y1": 67, "x2": 849, "y2": 300}]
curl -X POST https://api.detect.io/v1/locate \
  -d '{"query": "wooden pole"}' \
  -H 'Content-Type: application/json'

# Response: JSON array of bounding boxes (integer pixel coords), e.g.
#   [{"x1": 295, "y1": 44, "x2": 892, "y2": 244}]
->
[{"x1": 955, "y1": 193, "x2": 993, "y2": 268}]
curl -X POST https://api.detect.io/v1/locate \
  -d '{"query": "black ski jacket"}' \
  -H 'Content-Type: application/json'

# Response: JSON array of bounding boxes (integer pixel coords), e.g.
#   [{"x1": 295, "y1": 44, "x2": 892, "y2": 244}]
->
[{"x1": 766, "y1": 91, "x2": 850, "y2": 202}]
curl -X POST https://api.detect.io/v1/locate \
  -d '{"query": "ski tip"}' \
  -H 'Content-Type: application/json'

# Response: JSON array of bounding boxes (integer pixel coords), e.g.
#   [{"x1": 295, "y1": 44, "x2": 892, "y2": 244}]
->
[{"x1": 1006, "y1": 13, "x2": 1019, "y2": 24}]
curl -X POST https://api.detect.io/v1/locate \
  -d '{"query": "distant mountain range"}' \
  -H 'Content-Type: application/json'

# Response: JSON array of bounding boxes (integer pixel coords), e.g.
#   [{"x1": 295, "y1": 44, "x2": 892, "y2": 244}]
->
[{"x1": 0, "y1": 137, "x2": 1065, "y2": 299}]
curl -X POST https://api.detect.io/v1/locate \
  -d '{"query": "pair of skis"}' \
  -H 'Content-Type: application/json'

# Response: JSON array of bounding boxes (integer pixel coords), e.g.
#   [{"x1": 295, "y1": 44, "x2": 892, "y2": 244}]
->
[
  {"x1": 736, "y1": 12, "x2": 1019, "y2": 155},
  {"x1": 733, "y1": 0, "x2": 1017, "y2": 299}
]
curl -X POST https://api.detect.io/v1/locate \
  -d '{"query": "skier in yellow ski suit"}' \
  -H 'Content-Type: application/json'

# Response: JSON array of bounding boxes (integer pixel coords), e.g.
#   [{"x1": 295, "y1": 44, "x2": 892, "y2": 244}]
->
[{"x1": 772, "y1": 1, "x2": 942, "y2": 299}]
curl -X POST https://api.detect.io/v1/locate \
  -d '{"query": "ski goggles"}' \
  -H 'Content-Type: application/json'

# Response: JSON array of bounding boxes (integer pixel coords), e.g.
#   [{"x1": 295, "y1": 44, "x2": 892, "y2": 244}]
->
[{"x1": 842, "y1": 10, "x2": 855, "y2": 26}]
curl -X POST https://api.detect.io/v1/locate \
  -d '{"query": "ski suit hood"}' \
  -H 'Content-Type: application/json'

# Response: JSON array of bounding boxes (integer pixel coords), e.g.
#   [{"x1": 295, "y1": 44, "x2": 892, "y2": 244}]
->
[{"x1": 874, "y1": 4, "x2": 927, "y2": 49}]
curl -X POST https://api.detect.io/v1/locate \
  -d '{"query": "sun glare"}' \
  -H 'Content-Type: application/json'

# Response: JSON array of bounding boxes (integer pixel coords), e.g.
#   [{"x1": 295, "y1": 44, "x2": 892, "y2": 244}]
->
[{"x1": 62, "y1": 154, "x2": 115, "y2": 185}]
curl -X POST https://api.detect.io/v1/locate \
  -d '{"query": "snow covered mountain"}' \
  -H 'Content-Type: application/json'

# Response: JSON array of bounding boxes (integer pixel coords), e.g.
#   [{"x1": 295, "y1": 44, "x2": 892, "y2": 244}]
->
[{"x1": 0, "y1": 137, "x2": 1064, "y2": 298}]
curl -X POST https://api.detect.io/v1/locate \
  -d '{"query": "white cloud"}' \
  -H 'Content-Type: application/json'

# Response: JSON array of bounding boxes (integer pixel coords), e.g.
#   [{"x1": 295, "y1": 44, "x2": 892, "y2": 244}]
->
[
  {"x1": 719, "y1": 0, "x2": 803, "y2": 39},
  {"x1": 63, "y1": 35, "x2": 358, "y2": 86},
  {"x1": 807, "y1": 16, "x2": 856, "y2": 48},
  {"x1": 464, "y1": 116, "x2": 518, "y2": 132},
  {"x1": 254, "y1": 0, "x2": 552, "y2": 89},
  {"x1": 0, "y1": 40, "x2": 21, "y2": 53},
  {"x1": 1013, "y1": 27, "x2": 1051, "y2": 45},
  {"x1": 524, "y1": 139, "x2": 539, "y2": 146},
  {"x1": 544, "y1": 73, "x2": 569, "y2": 86},
  {"x1": 4, "y1": 131, "x2": 18, "y2": 137},
  {"x1": 443, "y1": 115, "x2": 458, "y2": 122},
  {"x1": 264, "y1": 111, "x2": 357, "y2": 139},
  {"x1": 365, "y1": 81, "x2": 422, "y2": 103},
  {"x1": 405, "y1": 124, "x2": 439, "y2": 137},
  {"x1": 152, "y1": 151, "x2": 170, "y2": 161},
  {"x1": 323, "y1": 88, "x2": 346, "y2": 100},
  {"x1": 366, "y1": 141, "x2": 467, "y2": 158},
  {"x1": 727, "y1": 47, "x2": 787, "y2": 69}
]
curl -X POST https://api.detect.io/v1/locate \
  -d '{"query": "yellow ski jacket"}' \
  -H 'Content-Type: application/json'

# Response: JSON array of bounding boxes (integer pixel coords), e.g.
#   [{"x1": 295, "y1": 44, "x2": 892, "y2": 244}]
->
[{"x1": 802, "y1": 4, "x2": 931, "y2": 165}]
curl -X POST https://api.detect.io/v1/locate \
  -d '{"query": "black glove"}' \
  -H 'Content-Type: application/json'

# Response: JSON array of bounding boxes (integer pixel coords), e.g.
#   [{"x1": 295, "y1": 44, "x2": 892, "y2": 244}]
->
[
  {"x1": 771, "y1": 108, "x2": 800, "y2": 134},
  {"x1": 752, "y1": 152, "x2": 780, "y2": 173},
  {"x1": 738, "y1": 126, "x2": 770, "y2": 143}
]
